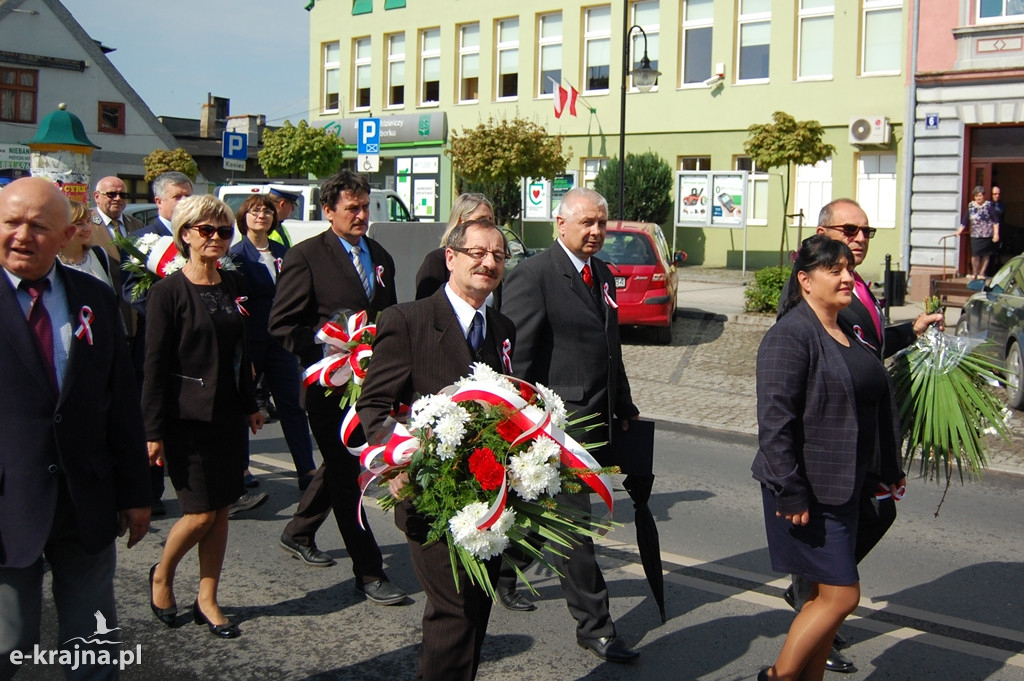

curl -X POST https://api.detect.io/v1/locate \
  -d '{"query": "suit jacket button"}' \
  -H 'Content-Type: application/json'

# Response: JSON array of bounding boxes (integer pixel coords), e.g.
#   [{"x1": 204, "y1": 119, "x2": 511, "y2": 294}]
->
[
  {"x1": 48, "y1": 464, "x2": 58, "y2": 473},
  {"x1": 54, "y1": 414, "x2": 62, "y2": 423}
]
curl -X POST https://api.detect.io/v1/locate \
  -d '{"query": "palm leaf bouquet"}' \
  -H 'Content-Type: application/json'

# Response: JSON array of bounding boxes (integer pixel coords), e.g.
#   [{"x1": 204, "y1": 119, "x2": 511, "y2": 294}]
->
[{"x1": 890, "y1": 299, "x2": 1011, "y2": 511}]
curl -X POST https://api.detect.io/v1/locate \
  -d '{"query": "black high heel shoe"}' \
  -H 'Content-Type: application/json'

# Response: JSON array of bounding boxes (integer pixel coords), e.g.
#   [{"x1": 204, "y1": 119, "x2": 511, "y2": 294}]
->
[
  {"x1": 193, "y1": 600, "x2": 240, "y2": 638},
  {"x1": 148, "y1": 564, "x2": 176, "y2": 627}
]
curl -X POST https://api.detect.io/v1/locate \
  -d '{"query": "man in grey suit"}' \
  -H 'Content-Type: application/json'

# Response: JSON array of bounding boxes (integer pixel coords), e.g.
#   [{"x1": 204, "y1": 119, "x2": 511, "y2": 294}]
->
[
  {"x1": 0, "y1": 178, "x2": 151, "y2": 680},
  {"x1": 499, "y1": 187, "x2": 640, "y2": 663},
  {"x1": 357, "y1": 217, "x2": 516, "y2": 681}
]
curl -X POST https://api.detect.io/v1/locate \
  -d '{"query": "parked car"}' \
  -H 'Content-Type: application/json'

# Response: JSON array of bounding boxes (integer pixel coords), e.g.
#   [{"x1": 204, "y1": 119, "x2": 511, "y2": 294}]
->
[
  {"x1": 596, "y1": 221, "x2": 680, "y2": 344},
  {"x1": 122, "y1": 203, "x2": 159, "y2": 226},
  {"x1": 955, "y1": 254, "x2": 1024, "y2": 409}
]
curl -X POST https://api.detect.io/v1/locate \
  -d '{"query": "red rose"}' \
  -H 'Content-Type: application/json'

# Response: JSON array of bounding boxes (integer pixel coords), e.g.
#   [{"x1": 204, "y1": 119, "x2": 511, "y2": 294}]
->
[
  {"x1": 468, "y1": 447, "x2": 505, "y2": 491},
  {"x1": 496, "y1": 418, "x2": 523, "y2": 442},
  {"x1": 519, "y1": 384, "x2": 535, "y2": 403}
]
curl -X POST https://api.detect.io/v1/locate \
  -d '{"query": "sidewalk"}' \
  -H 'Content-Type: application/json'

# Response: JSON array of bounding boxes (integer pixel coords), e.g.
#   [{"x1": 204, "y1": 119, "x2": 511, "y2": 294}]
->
[{"x1": 621, "y1": 266, "x2": 1024, "y2": 475}]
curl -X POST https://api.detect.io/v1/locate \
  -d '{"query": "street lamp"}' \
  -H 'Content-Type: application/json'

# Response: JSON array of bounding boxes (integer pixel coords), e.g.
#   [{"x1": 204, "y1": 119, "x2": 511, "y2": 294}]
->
[{"x1": 618, "y1": 20, "x2": 661, "y2": 221}]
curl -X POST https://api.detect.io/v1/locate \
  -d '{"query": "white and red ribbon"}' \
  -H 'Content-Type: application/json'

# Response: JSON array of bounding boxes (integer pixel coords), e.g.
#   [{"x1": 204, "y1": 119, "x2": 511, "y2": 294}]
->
[
  {"x1": 301, "y1": 312, "x2": 376, "y2": 389},
  {"x1": 274, "y1": 257, "x2": 284, "y2": 274},
  {"x1": 500, "y1": 339, "x2": 513, "y2": 374},
  {"x1": 145, "y1": 236, "x2": 180, "y2": 278},
  {"x1": 234, "y1": 296, "x2": 249, "y2": 316},
  {"x1": 602, "y1": 283, "x2": 619, "y2": 309},
  {"x1": 375, "y1": 265, "x2": 385, "y2": 288},
  {"x1": 74, "y1": 306, "x2": 94, "y2": 345},
  {"x1": 874, "y1": 481, "x2": 906, "y2": 501}
]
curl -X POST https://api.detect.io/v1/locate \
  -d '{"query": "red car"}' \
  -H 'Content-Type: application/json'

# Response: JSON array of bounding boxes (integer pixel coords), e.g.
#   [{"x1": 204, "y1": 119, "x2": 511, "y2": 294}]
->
[{"x1": 597, "y1": 221, "x2": 681, "y2": 344}]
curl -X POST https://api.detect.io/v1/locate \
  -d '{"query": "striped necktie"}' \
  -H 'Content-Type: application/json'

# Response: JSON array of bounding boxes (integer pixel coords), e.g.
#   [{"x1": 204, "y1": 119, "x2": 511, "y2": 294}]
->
[{"x1": 350, "y1": 245, "x2": 372, "y2": 298}]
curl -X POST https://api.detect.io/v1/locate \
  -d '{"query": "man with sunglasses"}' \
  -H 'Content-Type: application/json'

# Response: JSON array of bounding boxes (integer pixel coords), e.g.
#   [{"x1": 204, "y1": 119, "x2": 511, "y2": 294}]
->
[
  {"x1": 92, "y1": 176, "x2": 142, "y2": 241},
  {"x1": 777, "y1": 198, "x2": 943, "y2": 673}
]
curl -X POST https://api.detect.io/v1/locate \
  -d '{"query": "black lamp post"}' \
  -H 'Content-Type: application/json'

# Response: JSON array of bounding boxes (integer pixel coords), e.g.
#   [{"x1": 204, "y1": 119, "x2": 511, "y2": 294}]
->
[{"x1": 617, "y1": 16, "x2": 661, "y2": 221}]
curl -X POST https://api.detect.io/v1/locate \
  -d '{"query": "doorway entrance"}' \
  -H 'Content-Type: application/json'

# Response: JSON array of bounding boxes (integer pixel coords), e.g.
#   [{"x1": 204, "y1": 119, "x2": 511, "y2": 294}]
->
[{"x1": 964, "y1": 125, "x2": 1024, "y2": 275}]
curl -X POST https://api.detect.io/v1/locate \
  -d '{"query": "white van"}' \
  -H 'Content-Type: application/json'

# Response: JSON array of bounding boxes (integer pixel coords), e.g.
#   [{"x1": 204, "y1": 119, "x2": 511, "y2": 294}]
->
[{"x1": 215, "y1": 183, "x2": 415, "y2": 228}]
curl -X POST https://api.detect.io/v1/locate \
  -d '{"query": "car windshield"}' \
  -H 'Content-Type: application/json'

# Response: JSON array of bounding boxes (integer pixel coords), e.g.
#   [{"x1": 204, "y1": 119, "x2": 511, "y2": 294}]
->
[{"x1": 598, "y1": 232, "x2": 656, "y2": 266}]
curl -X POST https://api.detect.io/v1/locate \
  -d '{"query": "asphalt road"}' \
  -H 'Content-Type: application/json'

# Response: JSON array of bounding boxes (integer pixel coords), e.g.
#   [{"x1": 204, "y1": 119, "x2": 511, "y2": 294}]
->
[{"x1": 25, "y1": 420, "x2": 1024, "y2": 681}]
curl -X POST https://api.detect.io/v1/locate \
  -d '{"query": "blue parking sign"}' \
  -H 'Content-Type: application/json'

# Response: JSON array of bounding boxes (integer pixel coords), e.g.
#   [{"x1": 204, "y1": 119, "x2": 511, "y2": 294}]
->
[
  {"x1": 222, "y1": 132, "x2": 247, "y2": 160},
  {"x1": 358, "y1": 118, "x2": 380, "y2": 155}
]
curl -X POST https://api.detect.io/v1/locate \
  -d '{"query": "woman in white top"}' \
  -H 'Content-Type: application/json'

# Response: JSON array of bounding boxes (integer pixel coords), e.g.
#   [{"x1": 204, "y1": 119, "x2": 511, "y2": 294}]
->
[{"x1": 57, "y1": 200, "x2": 113, "y2": 288}]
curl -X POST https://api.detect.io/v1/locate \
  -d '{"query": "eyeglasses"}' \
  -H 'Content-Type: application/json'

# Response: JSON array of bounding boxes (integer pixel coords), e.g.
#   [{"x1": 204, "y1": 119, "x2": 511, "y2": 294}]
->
[
  {"x1": 450, "y1": 246, "x2": 509, "y2": 264},
  {"x1": 825, "y1": 224, "x2": 877, "y2": 239},
  {"x1": 248, "y1": 208, "x2": 275, "y2": 217},
  {"x1": 188, "y1": 224, "x2": 235, "y2": 240},
  {"x1": 98, "y1": 191, "x2": 129, "y2": 200}
]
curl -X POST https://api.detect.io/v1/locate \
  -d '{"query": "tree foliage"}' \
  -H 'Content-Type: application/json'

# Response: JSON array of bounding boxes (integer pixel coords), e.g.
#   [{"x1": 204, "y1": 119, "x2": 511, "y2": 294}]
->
[
  {"x1": 446, "y1": 116, "x2": 571, "y2": 225},
  {"x1": 143, "y1": 148, "x2": 198, "y2": 183},
  {"x1": 744, "y1": 111, "x2": 835, "y2": 266},
  {"x1": 593, "y1": 151, "x2": 674, "y2": 224},
  {"x1": 258, "y1": 120, "x2": 344, "y2": 178}
]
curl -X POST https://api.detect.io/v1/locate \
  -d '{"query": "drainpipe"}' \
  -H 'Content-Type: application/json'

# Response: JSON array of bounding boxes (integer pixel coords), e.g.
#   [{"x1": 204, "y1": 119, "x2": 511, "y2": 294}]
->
[{"x1": 900, "y1": 0, "x2": 922, "y2": 278}]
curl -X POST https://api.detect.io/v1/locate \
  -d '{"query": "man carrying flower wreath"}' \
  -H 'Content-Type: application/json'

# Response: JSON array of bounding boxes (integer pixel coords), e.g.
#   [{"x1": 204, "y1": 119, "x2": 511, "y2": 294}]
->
[{"x1": 356, "y1": 217, "x2": 516, "y2": 681}]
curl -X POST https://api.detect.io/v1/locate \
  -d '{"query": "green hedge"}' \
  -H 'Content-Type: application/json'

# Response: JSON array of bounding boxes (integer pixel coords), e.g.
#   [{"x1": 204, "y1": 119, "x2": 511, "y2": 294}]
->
[{"x1": 744, "y1": 266, "x2": 791, "y2": 313}]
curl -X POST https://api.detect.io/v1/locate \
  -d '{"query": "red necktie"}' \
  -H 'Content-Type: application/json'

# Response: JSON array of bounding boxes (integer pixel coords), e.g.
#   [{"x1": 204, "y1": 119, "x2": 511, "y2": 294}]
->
[
  {"x1": 21, "y1": 279, "x2": 58, "y2": 392},
  {"x1": 581, "y1": 263, "x2": 594, "y2": 289}
]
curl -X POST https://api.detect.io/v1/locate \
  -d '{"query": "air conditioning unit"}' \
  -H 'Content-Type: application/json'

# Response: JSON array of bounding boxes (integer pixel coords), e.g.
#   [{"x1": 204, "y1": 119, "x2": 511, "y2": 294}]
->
[{"x1": 849, "y1": 116, "x2": 891, "y2": 145}]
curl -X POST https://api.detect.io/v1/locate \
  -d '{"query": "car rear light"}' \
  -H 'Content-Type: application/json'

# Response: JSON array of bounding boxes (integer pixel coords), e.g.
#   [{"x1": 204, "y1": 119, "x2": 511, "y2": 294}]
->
[{"x1": 651, "y1": 271, "x2": 667, "y2": 288}]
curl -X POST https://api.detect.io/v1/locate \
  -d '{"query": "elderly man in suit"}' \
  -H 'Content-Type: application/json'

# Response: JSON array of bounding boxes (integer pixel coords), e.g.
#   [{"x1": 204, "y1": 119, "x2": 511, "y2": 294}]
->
[
  {"x1": 499, "y1": 187, "x2": 640, "y2": 663},
  {"x1": 357, "y1": 217, "x2": 515, "y2": 681},
  {"x1": 92, "y1": 176, "x2": 142, "y2": 242},
  {"x1": 0, "y1": 178, "x2": 151, "y2": 680},
  {"x1": 269, "y1": 169, "x2": 407, "y2": 603}
]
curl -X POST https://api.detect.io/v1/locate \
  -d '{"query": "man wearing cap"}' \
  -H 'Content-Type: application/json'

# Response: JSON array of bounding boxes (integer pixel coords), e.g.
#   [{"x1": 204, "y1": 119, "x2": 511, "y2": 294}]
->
[{"x1": 268, "y1": 187, "x2": 298, "y2": 247}]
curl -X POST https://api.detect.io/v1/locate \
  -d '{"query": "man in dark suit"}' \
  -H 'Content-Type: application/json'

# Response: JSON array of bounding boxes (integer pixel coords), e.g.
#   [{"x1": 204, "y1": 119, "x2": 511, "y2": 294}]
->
[
  {"x1": 357, "y1": 217, "x2": 515, "y2": 681},
  {"x1": 0, "y1": 178, "x2": 151, "y2": 680},
  {"x1": 269, "y1": 169, "x2": 407, "y2": 603},
  {"x1": 779, "y1": 198, "x2": 943, "y2": 673},
  {"x1": 499, "y1": 187, "x2": 641, "y2": 663}
]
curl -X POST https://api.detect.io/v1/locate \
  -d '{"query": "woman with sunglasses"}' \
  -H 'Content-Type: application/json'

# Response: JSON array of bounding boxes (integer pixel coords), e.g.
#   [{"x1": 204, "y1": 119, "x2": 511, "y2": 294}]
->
[
  {"x1": 229, "y1": 195, "x2": 316, "y2": 490},
  {"x1": 142, "y1": 195, "x2": 263, "y2": 638}
]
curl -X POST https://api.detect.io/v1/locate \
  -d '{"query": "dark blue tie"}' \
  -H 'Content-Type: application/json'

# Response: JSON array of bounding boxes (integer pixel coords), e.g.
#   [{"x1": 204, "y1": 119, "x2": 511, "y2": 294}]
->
[{"x1": 468, "y1": 312, "x2": 484, "y2": 352}]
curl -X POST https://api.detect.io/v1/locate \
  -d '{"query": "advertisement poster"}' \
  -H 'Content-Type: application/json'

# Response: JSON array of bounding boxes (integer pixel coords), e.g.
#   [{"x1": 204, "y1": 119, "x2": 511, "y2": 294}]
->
[
  {"x1": 523, "y1": 178, "x2": 551, "y2": 221},
  {"x1": 30, "y1": 150, "x2": 90, "y2": 203},
  {"x1": 412, "y1": 178, "x2": 436, "y2": 218},
  {"x1": 676, "y1": 174, "x2": 709, "y2": 224},
  {"x1": 710, "y1": 173, "x2": 746, "y2": 226}
]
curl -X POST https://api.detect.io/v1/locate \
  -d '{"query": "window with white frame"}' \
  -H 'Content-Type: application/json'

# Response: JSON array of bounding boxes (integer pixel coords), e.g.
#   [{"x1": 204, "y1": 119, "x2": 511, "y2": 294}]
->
[
  {"x1": 629, "y1": 1, "x2": 660, "y2": 91},
  {"x1": 496, "y1": 18, "x2": 519, "y2": 100},
  {"x1": 978, "y1": 0, "x2": 1024, "y2": 21},
  {"x1": 738, "y1": 0, "x2": 771, "y2": 82},
  {"x1": 538, "y1": 13, "x2": 563, "y2": 96},
  {"x1": 735, "y1": 156, "x2": 768, "y2": 224},
  {"x1": 583, "y1": 158, "x2": 608, "y2": 189},
  {"x1": 584, "y1": 6, "x2": 611, "y2": 92},
  {"x1": 798, "y1": 1, "x2": 833, "y2": 80},
  {"x1": 681, "y1": 0, "x2": 713, "y2": 85},
  {"x1": 353, "y1": 38, "x2": 371, "y2": 110},
  {"x1": 323, "y1": 42, "x2": 340, "y2": 112},
  {"x1": 420, "y1": 27, "x2": 441, "y2": 105},
  {"x1": 862, "y1": 0, "x2": 901, "y2": 75},
  {"x1": 857, "y1": 152, "x2": 897, "y2": 228},
  {"x1": 793, "y1": 159, "x2": 832, "y2": 226},
  {"x1": 679, "y1": 156, "x2": 711, "y2": 171},
  {"x1": 458, "y1": 23, "x2": 480, "y2": 103},
  {"x1": 387, "y1": 34, "x2": 405, "y2": 108}
]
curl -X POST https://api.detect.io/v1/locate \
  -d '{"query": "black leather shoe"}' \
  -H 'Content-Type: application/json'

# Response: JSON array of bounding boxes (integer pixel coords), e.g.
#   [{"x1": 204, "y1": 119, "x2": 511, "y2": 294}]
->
[
  {"x1": 279, "y1": 533, "x2": 336, "y2": 567},
  {"x1": 783, "y1": 585, "x2": 798, "y2": 611},
  {"x1": 356, "y1": 578, "x2": 407, "y2": 605},
  {"x1": 576, "y1": 636, "x2": 639, "y2": 663},
  {"x1": 825, "y1": 646, "x2": 855, "y2": 673},
  {"x1": 148, "y1": 564, "x2": 176, "y2": 627},
  {"x1": 193, "y1": 600, "x2": 240, "y2": 639},
  {"x1": 833, "y1": 629, "x2": 848, "y2": 649},
  {"x1": 758, "y1": 667, "x2": 771, "y2": 681},
  {"x1": 496, "y1": 587, "x2": 536, "y2": 612}
]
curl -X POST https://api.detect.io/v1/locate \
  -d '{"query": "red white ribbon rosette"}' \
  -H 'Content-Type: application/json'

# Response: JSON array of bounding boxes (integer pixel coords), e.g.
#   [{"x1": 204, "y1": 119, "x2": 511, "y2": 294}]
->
[
  {"x1": 234, "y1": 296, "x2": 249, "y2": 316},
  {"x1": 301, "y1": 311, "x2": 376, "y2": 389},
  {"x1": 602, "y1": 283, "x2": 619, "y2": 309},
  {"x1": 74, "y1": 306, "x2": 94, "y2": 345},
  {"x1": 375, "y1": 265, "x2": 385, "y2": 288}
]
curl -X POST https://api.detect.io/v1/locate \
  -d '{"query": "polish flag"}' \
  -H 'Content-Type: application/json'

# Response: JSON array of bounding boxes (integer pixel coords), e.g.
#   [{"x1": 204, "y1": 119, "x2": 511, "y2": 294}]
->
[{"x1": 554, "y1": 85, "x2": 579, "y2": 118}]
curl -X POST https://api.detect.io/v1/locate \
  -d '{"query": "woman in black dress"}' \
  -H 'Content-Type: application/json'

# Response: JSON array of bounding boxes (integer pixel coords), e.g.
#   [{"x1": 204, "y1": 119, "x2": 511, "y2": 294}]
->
[
  {"x1": 752, "y1": 235, "x2": 905, "y2": 681},
  {"x1": 143, "y1": 195, "x2": 263, "y2": 638}
]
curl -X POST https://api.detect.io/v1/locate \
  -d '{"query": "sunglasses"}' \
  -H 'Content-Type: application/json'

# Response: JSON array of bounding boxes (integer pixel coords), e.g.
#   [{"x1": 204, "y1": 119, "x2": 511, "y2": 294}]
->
[
  {"x1": 826, "y1": 224, "x2": 877, "y2": 239},
  {"x1": 188, "y1": 224, "x2": 235, "y2": 240},
  {"x1": 98, "y1": 191, "x2": 129, "y2": 200}
]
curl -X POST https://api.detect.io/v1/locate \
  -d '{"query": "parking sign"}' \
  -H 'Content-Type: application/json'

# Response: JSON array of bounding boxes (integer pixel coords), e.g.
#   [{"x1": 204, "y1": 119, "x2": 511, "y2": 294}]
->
[
  {"x1": 222, "y1": 132, "x2": 247, "y2": 160},
  {"x1": 358, "y1": 118, "x2": 380, "y2": 155}
]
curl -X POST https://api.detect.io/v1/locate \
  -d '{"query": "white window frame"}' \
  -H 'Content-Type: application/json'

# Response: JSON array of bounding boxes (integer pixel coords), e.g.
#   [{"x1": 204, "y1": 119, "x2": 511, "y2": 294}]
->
[
  {"x1": 737, "y1": 0, "x2": 771, "y2": 83},
  {"x1": 793, "y1": 158, "x2": 832, "y2": 226},
  {"x1": 977, "y1": 0, "x2": 1024, "y2": 23},
  {"x1": 857, "y1": 152, "x2": 897, "y2": 229},
  {"x1": 735, "y1": 156, "x2": 768, "y2": 225},
  {"x1": 797, "y1": 1, "x2": 834, "y2": 81},
  {"x1": 681, "y1": 0, "x2": 714, "y2": 86},
  {"x1": 420, "y1": 27, "x2": 441, "y2": 106},
  {"x1": 583, "y1": 6, "x2": 612, "y2": 94},
  {"x1": 322, "y1": 42, "x2": 340, "y2": 113},
  {"x1": 537, "y1": 12, "x2": 563, "y2": 97},
  {"x1": 386, "y1": 33, "x2": 405, "y2": 109},
  {"x1": 458, "y1": 23, "x2": 480, "y2": 104},
  {"x1": 629, "y1": 1, "x2": 660, "y2": 92},
  {"x1": 495, "y1": 18, "x2": 519, "y2": 101},
  {"x1": 861, "y1": 0, "x2": 902, "y2": 76},
  {"x1": 583, "y1": 158, "x2": 608, "y2": 189},
  {"x1": 352, "y1": 37, "x2": 372, "y2": 112}
]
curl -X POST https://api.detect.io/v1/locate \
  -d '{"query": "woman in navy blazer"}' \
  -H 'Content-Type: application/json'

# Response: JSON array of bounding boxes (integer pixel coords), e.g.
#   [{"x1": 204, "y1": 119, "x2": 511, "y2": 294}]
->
[
  {"x1": 229, "y1": 194, "x2": 315, "y2": 484},
  {"x1": 752, "y1": 235, "x2": 905, "y2": 681},
  {"x1": 143, "y1": 195, "x2": 263, "y2": 639}
]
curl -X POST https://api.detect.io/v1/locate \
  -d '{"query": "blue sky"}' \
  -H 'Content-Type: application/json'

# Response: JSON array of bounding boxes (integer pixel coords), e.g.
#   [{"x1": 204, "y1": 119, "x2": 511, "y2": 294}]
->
[{"x1": 60, "y1": 0, "x2": 311, "y2": 124}]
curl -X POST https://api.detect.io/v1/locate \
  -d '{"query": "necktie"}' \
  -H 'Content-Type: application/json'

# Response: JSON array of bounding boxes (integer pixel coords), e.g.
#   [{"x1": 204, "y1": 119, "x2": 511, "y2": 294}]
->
[
  {"x1": 350, "y1": 245, "x2": 372, "y2": 298},
  {"x1": 581, "y1": 263, "x2": 594, "y2": 289},
  {"x1": 112, "y1": 219, "x2": 125, "y2": 238},
  {"x1": 21, "y1": 279, "x2": 58, "y2": 392},
  {"x1": 468, "y1": 311, "x2": 484, "y2": 352},
  {"x1": 853, "y1": 275, "x2": 882, "y2": 341}
]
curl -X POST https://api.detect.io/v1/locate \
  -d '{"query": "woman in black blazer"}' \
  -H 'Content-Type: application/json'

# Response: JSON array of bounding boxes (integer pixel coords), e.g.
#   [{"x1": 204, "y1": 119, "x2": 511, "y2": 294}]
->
[
  {"x1": 752, "y1": 235, "x2": 905, "y2": 681},
  {"x1": 229, "y1": 194, "x2": 316, "y2": 487},
  {"x1": 143, "y1": 195, "x2": 263, "y2": 639}
]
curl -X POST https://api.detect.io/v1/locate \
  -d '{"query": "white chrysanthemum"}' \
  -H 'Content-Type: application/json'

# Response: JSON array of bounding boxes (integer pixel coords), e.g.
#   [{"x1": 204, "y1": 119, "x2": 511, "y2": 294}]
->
[
  {"x1": 433, "y1": 411, "x2": 469, "y2": 459},
  {"x1": 162, "y1": 256, "x2": 187, "y2": 277},
  {"x1": 449, "y1": 504, "x2": 513, "y2": 559},
  {"x1": 508, "y1": 438, "x2": 561, "y2": 500},
  {"x1": 534, "y1": 382, "x2": 568, "y2": 429},
  {"x1": 136, "y1": 233, "x2": 160, "y2": 249},
  {"x1": 409, "y1": 393, "x2": 456, "y2": 430},
  {"x1": 455, "y1": 362, "x2": 516, "y2": 392}
]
